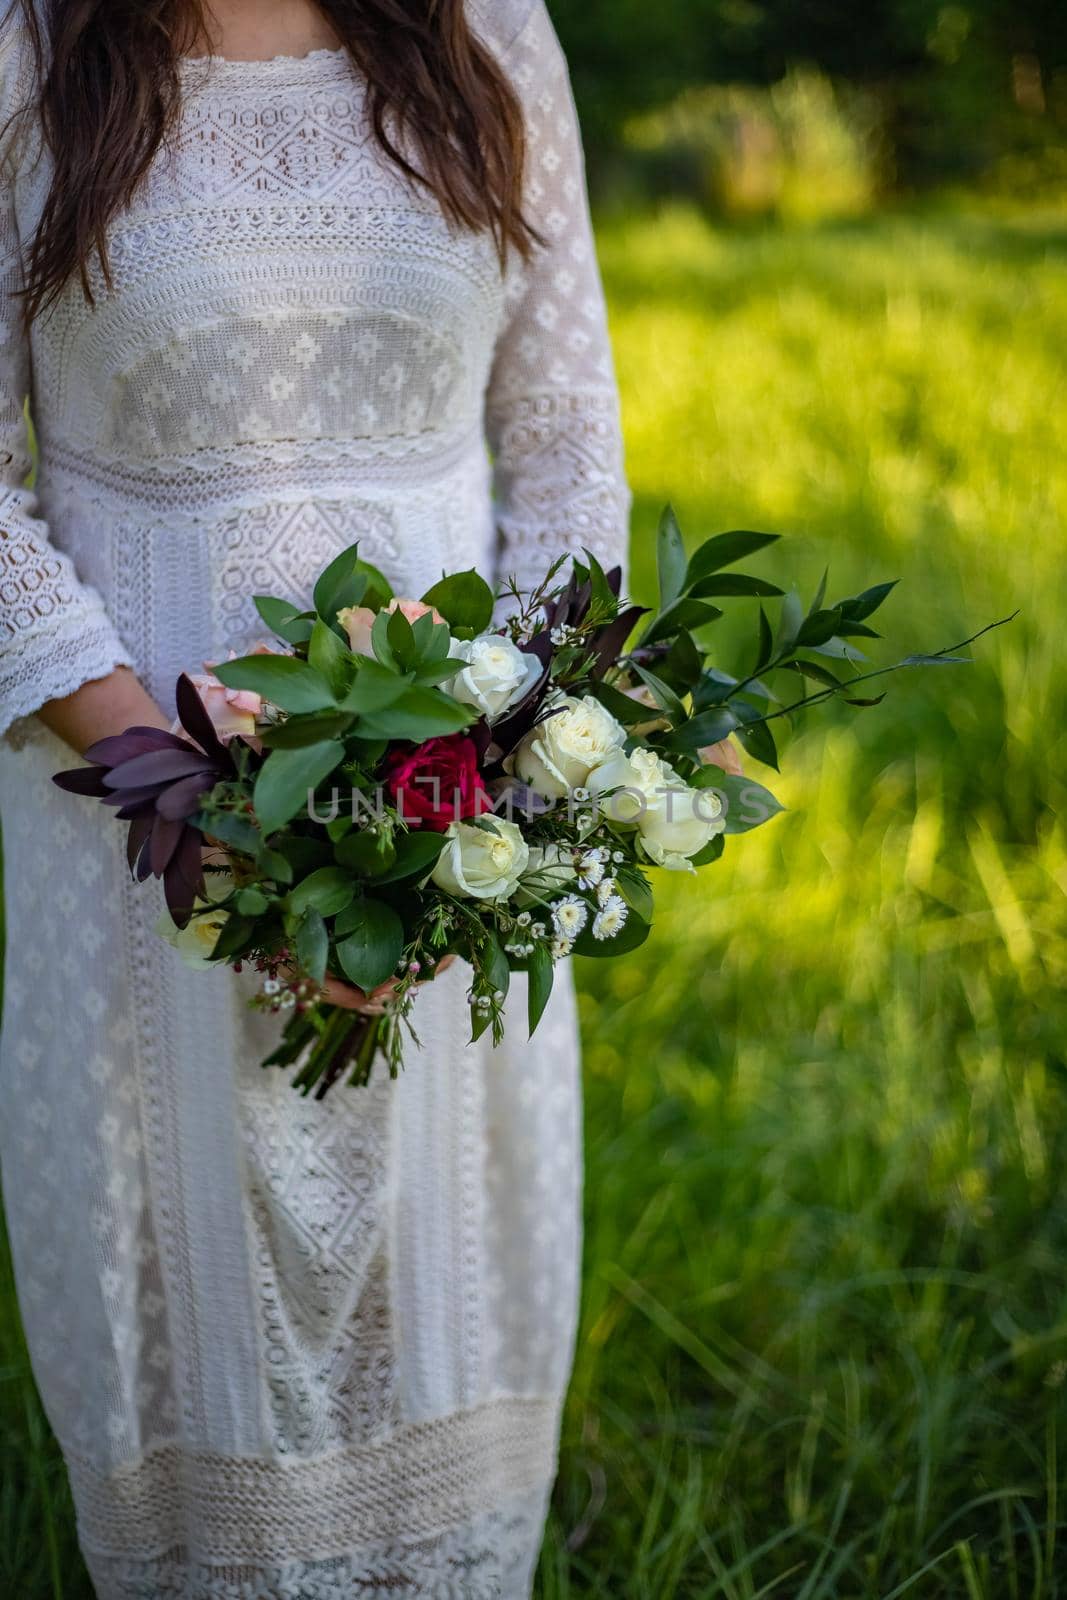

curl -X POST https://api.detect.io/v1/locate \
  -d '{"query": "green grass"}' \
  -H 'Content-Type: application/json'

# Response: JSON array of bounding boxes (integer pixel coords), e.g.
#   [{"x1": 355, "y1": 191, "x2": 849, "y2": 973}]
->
[{"x1": 3, "y1": 201, "x2": 1067, "y2": 1597}]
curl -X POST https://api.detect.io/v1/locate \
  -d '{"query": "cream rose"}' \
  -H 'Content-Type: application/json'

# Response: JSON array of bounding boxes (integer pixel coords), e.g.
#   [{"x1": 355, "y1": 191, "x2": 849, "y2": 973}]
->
[
  {"x1": 338, "y1": 596, "x2": 447, "y2": 656},
  {"x1": 639, "y1": 783, "x2": 725, "y2": 870},
  {"x1": 586, "y1": 746, "x2": 725, "y2": 869},
  {"x1": 446, "y1": 634, "x2": 542, "y2": 721},
  {"x1": 156, "y1": 874, "x2": 234, "y2": 969},
  {"x1": 431, "y1": 817, "x2": 530, "y2": 900},
  {"x1": 507, "y1": 693, "x2": 627, "y2": 800}
]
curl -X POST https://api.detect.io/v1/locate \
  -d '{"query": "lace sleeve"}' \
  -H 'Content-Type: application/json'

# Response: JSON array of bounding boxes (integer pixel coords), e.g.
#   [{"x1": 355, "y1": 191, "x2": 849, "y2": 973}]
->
[
  {"x1": 484, "y1": 0, "x2": 631, "y2": 614},
  {"x1": 0, "y1": 29, "x2": 133, "y2": 740}
]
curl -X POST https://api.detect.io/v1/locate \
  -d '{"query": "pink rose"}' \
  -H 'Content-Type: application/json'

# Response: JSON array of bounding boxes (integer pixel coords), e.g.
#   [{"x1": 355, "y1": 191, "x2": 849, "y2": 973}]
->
[
  {"x1": 174, "y1": 645, "x2": 275, "y2": 746},
  {"x1": 699, "y1": 738, "x2": 743, "y2": 777},
  {"x1": 338, "y1": 597, "x2": 447, "y2": 655}
]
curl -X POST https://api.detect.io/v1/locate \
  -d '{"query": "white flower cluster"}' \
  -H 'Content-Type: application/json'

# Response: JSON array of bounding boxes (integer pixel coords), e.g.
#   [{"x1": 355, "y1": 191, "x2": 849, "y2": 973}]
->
[{"x1": 506, "y1": 692, "x2": 726, "y2": 873}]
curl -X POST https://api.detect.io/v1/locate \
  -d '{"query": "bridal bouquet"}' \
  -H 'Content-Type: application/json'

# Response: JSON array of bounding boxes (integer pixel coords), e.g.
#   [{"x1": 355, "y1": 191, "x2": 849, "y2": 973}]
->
[{"x1": 54, "y1": 511, "x2": 988, "y2": 1096}]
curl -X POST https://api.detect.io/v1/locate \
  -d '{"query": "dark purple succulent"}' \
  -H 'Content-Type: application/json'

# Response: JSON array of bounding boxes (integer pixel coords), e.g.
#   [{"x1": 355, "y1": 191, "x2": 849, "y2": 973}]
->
[{"x1": 53, "y1": 674, "x2": 237, "y2": 927}]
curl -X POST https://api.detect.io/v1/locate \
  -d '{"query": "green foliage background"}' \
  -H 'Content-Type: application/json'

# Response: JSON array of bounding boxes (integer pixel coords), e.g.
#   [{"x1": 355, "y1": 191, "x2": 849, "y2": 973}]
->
[{"x1": 2, "y1": 3, "x2": 1067, "y2": 1594}]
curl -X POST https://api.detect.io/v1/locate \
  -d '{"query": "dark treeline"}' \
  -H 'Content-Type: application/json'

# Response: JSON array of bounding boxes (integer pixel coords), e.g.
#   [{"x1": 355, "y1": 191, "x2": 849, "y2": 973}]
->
[{"x1": 553, "y1": 0, "x2": 1067, "y2": 189}]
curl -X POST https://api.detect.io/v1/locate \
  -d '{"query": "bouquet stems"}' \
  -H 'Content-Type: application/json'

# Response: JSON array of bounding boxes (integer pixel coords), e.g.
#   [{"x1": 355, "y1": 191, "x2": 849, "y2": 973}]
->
[{"x1": 263, "y1": 1005, "x2": 385, "y2": 1099}]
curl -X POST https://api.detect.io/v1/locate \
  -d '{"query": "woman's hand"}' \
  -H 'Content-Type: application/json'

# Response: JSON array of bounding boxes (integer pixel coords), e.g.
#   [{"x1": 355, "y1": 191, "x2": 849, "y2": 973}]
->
[{"x1": 296, "y1": 956, "x2": 458, "y2": 1016}]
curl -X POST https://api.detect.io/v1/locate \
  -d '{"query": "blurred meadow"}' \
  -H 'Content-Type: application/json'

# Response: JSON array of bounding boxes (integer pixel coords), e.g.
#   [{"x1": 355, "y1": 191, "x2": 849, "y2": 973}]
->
[{"x1": 3, "y1": 2, "x2": 1067, "y2": 1596}]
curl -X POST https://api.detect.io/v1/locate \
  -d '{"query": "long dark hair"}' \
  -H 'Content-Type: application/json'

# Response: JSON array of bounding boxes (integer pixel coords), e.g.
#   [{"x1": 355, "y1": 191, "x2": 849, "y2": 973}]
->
[{"x1": 11, "y1": 0, "x2": 540, "y2": 326}]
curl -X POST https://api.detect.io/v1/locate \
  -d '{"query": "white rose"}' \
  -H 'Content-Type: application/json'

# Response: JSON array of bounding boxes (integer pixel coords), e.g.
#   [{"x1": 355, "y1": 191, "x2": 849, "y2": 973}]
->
[
  {"x1": 585, "y1": 745, "x2": 680, "y2": 823},
  {"x1": 587, "y1": 747, "x2": 725, "y2": 869},
  {"x1": 431, "y1": 817, "x2": 530, "y2": 900},
  {"x1": 447, "y1": 634, "x2": 543, "y2": 721},
  {"x1": 507, "y1": 693, "x2": 627, "y2": 800},
  {"x1": 640, "y1": 783, "x2": 725, "y2": 870},
  {"x1": 515, "y1": 842, "x2": 577, "y2": 905},
  {"x1": 156, "y1": 873, "x2": 234, "y2": 969}
]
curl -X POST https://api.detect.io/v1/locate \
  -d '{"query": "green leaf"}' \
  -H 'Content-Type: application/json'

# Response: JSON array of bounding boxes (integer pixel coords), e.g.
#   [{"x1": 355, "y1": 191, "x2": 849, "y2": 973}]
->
[
  {"x1": 583, "y1": 546, "x2": 619, "y2": 615},
  {"x1": 844, "y1": 692, "x2": 889, "y2": 706},
  {"x1": 371, "y1": 829, "x2": 448, "y2": 884},
  {"x1": 357, "y1": 686, "x2": 474, "y2": 742},
  {"x1": 614, "y1": 867, "x2": 654, "y2": 922},
  {"x1": 351, "y1": 557, "x2": 393, "y2": 611},
  {"x1": 656, "y1": 504, "x2": 688, "y2": 609},
  {"x1": 371, "y1": 609, "x2": 398, "y2": 670},
  {"x1": 408, "y1": 608, "x2": 438, "y2": 658},
  {"x1": 334, "y1": 829, "x2": 397, "y2": 876},
  {"x1": 686, "y1": 529, "x2": 780, "y2": 585},
  {"x1": 808, "y1": 566, "x2": 829, "y2": 617},
  {"x1": 339, "y1": 658, "x2": 411, "y2": 715},
  {"x1": 527, "y1": 941, "x2": 553, "y2": 1036},
  {"x1": 287, "y1": 865, "x2": 356, "y2": 918},
  {"x1": 308, "y1": 618, "x2": 353, "y2": 696},
  {"x1": 796, "y1": 606, "x2": 843, "y2": 649},
  {"x1": 295, "y1": 908, "x2": 328, "y2": 986},
  {"x1": 585, "y1": 679, "x2": 652, "y2": 725},
  {"x1": 735, "y1": 717, "x2": 779, "y2": 771},
  {"x1": 258, "y1": 711, "x2": 354, "y2": 749},
  {"x1": 235, "y1": 887, "x2": 270, "y2": 916},
  {"x1": 688, "y1": 573, "x2": 784, "y2": 598},
  {"x1": 687, "y1": 833, "x2": 726, "y2": 867},
  {"x1": 837, "y1": 580, "x2": 898, "y2": 622},
  {"x1": 657, "y1": 629, "x2": 704, "y2": 693},
  {"x1": 807, "y1": 637, "x2": 868, "y2": 662},
  {"x1": 755, "y1": 605, "x2": 774, "y2": 671},
  {"x1": 421, "y1": 569, "x2": 495, "y2": 634},
  {"x1": 386, "y1": 604, "x2": 417, "y2": 669},
  {"x1": 208, "y1": 912, "x2": 256, "y2": 964},
  {"x1": 835, "y1": 620, "x2": 882, "y2": 640},
  {"x1": 336, "y1": 898, "x2": 405, "y2": 989},
  {"x1": 253, "y1": 739, "x2": 345, "y2": 836},
  {"x1": 693, "y1": 668, "x2": 775, "y2": 708},
  {"x1": 257, "y1": 846, "x2": 293, "y2": 885},
  {"x1": 900, "y1": 652, "x2": 970, "y2": 667},
  {"x1": 313, "y1": 543, "x2": 369, "y2": 622},
  {"x1": 194, "y1": 808, "x2": 260, "y2": 856},
  {"x1": 276, "y1": 835, "x2": 332, "y2": 876},
  {"x1": 785, "y1": 658, "x2": 844, "y2": 689},
  {"x1": 214, "y1": 654, "x2": 336, "y2": 714},
  {"x1": 703, "y1": 773, "x2": 785, "y2": 834},
  {"x1": 662, "y1": 705, "x2": 740, "y2": 751},
  {"x1": 641, "y1": 596, "x2": 723, "y2": 646},
  {"x1": 774, "y1": 588, "x2": 804, "y2": 656},
  {"x1": 421, "y1": 619, "x2": 454, "y2": 665},
  {"x1": 629, "y1": 661, "x2": 686, "y2": 721},
  {"x1": 414, "y1": 658, "x2": 467, "y2": 687},
  {"x1": 254, "y1": 595, "x2": 315, "y2": 645},
  {"x1": 480, "y1": 929, "x2": 510, "y2": 1001}
]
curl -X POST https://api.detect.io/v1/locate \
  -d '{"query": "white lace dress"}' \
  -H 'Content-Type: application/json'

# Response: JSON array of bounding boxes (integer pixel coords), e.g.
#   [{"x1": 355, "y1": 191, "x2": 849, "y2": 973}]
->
[{"x1": 0, "y1": 3, "x2": 630, "y2": 1595}]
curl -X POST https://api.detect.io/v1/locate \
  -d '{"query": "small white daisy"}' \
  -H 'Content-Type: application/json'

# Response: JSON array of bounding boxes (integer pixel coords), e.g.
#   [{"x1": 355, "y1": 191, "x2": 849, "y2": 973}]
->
[
  {"x1": 596, "y1": 876, "x2": 617, "y2": 906},
  {"x1": 592, "y1": 894, "x2": 629, "y2": 940},
  {"x1": 551, "y1": 895, "x2": 588, "y2": 939},
  {"x1": 550, "y1": 935, "x2": 574, "y2": 960},
  {"x1": 576, "y1": 854, "x2": 606, "y2": 889}
]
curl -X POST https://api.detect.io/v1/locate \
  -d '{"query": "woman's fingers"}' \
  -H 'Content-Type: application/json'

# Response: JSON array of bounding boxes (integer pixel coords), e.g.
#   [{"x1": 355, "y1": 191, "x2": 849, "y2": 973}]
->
[{"x1": 284, "y1": 954, "x2": 460, "y2": 1015}]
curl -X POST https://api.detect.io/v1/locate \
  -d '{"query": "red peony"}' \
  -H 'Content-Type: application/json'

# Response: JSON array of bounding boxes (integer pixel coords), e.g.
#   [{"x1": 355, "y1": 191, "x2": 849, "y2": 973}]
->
[{"x1": 382, "y1": 734, "x2": 494, "y2": 831}]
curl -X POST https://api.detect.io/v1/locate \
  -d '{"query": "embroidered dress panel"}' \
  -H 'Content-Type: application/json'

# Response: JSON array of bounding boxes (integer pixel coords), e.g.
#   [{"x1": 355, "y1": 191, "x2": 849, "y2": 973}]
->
[{"x1": 0, "y1": 2, "x2": 630, "y2": 1595}]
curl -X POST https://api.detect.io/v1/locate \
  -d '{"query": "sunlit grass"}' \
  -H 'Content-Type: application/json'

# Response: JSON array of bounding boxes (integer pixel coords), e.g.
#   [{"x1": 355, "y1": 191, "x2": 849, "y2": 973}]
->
[
  {"x1": 544, "y1": 202, "x2": 1067, "y2": 1596},
  {"x1": 2, "y1": 201, "x2": 1066, "y2": 1597}
]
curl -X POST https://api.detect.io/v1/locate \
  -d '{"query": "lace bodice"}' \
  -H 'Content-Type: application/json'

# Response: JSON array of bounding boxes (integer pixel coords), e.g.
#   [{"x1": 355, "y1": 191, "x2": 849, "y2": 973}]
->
[{"x1": 0, "y1": 0, "x2": 630, "y2": 735}]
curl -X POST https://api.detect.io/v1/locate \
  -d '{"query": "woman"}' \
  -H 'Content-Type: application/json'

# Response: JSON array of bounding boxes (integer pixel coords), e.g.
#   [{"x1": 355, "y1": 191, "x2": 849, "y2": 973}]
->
[{"x1": 0, "y1": 0, "x2": 630, "y2": 1594}]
